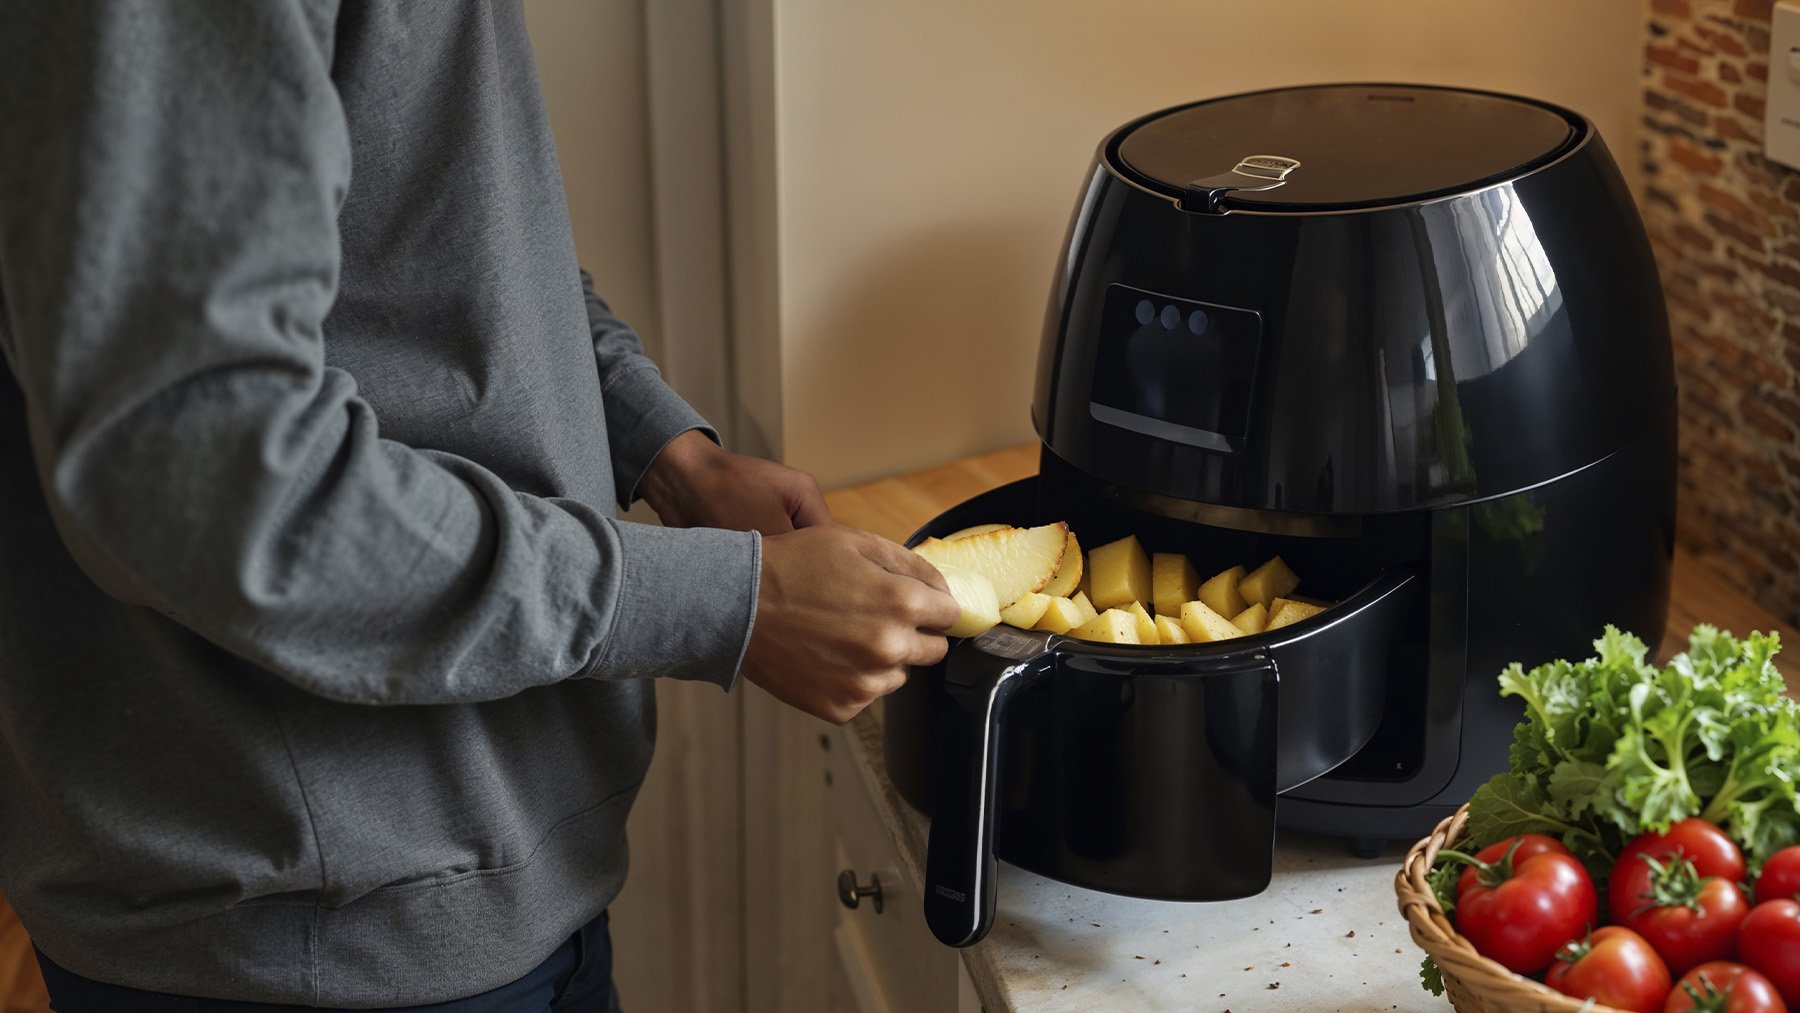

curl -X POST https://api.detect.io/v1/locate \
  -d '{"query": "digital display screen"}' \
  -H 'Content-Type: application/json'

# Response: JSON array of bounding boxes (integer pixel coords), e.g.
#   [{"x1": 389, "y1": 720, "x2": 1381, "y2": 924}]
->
[{"x1": 1087, "y1": 284, "x2": 1262, "y2": 452}]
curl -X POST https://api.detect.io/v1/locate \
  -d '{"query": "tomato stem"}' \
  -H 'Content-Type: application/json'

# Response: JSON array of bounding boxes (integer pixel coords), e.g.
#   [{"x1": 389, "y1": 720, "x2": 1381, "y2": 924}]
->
[
  {"x1": 1435, "y1": 837, "x2": 1527, "y2": 891},
  {"x1": 1632, "y1": 853, "x2": 1711, "y2": 916},
  {"x1": 1677, "y1": 975, "x2": 1730, "y2": 1013},
  {"x1": 1553, "y1": 932, "x2": 1591, "y2": 965}
]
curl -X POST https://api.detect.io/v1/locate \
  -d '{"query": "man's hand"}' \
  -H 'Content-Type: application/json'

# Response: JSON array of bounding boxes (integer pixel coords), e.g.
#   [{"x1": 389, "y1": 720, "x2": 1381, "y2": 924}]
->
[
  {"x1": 640, "y1": 430, "x2": 830, "y2": 534},
  {"x1": 639, "y1": 430, "x2": 959, "y2": 722},
  {"x1": 742, "y1": 525, "x2": 962, "y2": 724}
]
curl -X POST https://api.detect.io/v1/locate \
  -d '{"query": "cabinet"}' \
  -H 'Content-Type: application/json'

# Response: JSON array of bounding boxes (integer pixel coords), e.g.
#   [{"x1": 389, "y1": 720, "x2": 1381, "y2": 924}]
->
[
  {"x1": 825, "y1": 720, "x2": 980, "y2": 1013},
  {"x1": 615, "y1": 682, "x2": 977, "y2": 1013}
]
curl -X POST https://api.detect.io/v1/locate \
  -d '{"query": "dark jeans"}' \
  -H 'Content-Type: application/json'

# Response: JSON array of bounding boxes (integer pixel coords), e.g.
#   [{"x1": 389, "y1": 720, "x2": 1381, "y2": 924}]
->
[{"x1": 34, "y1": 911, "x2": 620, "y2": 1013}]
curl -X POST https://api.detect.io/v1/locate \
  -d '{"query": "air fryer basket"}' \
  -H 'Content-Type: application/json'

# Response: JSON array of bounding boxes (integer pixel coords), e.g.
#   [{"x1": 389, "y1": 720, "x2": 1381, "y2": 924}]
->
[{"x1": 885, "y1": 477, "x2": 1416, "y2": 946}]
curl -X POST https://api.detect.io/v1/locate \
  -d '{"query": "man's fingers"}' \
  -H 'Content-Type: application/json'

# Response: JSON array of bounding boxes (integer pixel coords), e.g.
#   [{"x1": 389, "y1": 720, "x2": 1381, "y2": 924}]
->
[
  {"x1": 860, "y1": 532, "x2": 950, "y2": 591},
  {"x1": 903, "y1": 631, "x2": 950, "y2": 668},
  {"x1": 852, "y1": 533, "x2": 965, "y2": 634},
  {"x1": 908, "y1": 583, "x2": 966, "y2": 634}
]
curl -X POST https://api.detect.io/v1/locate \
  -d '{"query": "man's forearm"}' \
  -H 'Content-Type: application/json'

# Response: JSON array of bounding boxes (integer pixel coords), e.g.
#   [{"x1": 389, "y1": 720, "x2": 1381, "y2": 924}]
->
[{"x1": 0, "y1": 3, "x2": 758, "y2": 702}]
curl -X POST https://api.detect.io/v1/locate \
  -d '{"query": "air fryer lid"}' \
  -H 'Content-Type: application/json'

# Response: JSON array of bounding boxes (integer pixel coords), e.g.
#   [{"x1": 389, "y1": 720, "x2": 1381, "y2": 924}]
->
[{"x1": 1113, "y1": 84, "x2": 1582, "y2": 211}]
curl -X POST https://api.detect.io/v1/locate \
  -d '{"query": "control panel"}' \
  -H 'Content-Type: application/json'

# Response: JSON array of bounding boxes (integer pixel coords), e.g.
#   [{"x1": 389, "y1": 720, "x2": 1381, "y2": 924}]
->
[{"x1": 1086, "y1": 283, "x2": 1262, "y2": 453}]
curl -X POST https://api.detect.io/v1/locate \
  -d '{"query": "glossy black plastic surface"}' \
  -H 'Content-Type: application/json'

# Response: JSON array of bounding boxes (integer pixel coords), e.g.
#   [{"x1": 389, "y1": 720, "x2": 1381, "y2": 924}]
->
[
  {"x1": 1280, "y1": 428, "x2": 1675, "y2": 839},
  {"x1": 924, "y1": 629, "x2": 1061, "y2": 947},
  {"x1": 1117, "y1": 84, "x2": 1579, "y2": 211},
  {"x1": 889, "y1": 85, "x2": 1677, "y2": 920},
  {"x1": 1034, "y1": 89, "x2": 1675, "y2": 515},
  {"x1": 887, "y1": 479, "x2": 1415, "y2": 913}
]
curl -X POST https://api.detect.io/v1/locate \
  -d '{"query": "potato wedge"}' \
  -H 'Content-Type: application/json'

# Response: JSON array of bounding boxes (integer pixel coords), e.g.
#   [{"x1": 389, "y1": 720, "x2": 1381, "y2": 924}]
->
[
  {"x1": 1267, "y1": 597, "x2": 1328, "y2": 631},
  {"x1": 1088, "y1": 535, "x2": 1152, "y2": 611},
  {"x1": 928, "y1": 562, "x2": 1001, "y2": 638},
  {"x1": 1033, "y1": 596, "x2": 1086, "y2": 634},
  {"x1": 1179, "y1": 600, "x2": 1242, "y2": 643},
  {"x1": 1231, "y1": 602, "x2": 1269, "y2": 635},
  {"x1": 1240, "y1": 556, "x2": 1299, "y2": 609},
  {"x1": 1069, "y1": 608, "x2": 1141, "y2": 645},
  {"x1": 1041, "y1": 533, "x2": 1084, "y2": 598},
  {"x1": 944, "y1": 523, "x2": 1009, "y2": 542},
  {"x1": 1070, "y1": 591, "x2": 1099, "y2": 624},
  {"x1": 1125, "y1": 601, "x2": 1159, "y2": 644},
  {"x1": 1152, "y1": 553, "x2": 1199, "y2": 618},
  {"x1": 1154, "y1": 614, "x2": 1190, "y2": 645},
  {"x1": 1197, "y1": 564, "x2": 1248, "y2": 620},
  {"x1": 914, "y1": 522, "x2": 1068, "y2": 608},
  {"x1": 1000, "y1": 592, "x2": 1053, "y2": 630}
]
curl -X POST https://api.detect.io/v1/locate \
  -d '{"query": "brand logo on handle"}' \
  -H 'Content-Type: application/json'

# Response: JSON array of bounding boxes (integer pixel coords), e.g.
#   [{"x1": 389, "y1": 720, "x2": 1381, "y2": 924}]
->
[{"x1": 934, "y1": 884, "x2": 968, "y2": 903}]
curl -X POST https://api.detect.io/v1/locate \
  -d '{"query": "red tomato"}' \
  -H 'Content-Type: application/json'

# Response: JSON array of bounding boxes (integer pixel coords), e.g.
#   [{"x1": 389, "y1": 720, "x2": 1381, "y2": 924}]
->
[
  {"x1": 1619, "y1": 872, "x2": 1750, "y2": 975},
  {"x1": 1663, "y1": 961, "x2": 1788, "y2": 1013},
  {"x1": 1755, "y1": 847, "x2": 1800, "y2": 906},
  {"x1": 1611, "y1": 821, "x2": 1750, "y2": 975},
  {"x1": 1545, "y1": 927, "x2": 1674, "y2": 1013},
  {"x1": 1738, "y1": 900, "x2": 1800, "y2": 1008},
  {"x1": 1611, "y1": 821, "x2": 1748, "y2": 905},
  {"x1": 1457, "y1": 834, "x2": 1574, "y2": 897},
  {"x1": 1452, "y1": 841, "x2": 1598, "y2": 975}
]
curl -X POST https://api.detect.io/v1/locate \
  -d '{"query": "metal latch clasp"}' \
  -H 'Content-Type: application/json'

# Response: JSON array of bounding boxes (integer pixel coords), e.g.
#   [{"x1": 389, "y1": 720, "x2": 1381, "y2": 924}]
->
[{"x1": 1181, "y1": 154, "x2": 1301, "y2": 214}]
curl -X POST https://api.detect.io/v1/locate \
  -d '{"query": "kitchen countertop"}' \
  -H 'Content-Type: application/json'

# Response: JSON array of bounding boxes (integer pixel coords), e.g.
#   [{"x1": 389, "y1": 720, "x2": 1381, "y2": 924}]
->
[{"x1": 823, "y1": 444, "x2": 1800, "y2": 1013}]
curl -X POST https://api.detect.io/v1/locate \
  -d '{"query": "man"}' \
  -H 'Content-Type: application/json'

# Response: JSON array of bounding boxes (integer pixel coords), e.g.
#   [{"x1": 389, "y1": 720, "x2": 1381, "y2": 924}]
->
[{"x1": 0, "y1": 3, "x2": 962, "y2": 1009}]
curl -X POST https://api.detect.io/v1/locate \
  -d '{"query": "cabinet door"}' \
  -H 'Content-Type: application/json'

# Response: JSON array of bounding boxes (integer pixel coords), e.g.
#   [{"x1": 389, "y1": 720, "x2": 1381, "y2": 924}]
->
[{"x1": 827, "y1": 725, "x2": 980, "y2": 1013}]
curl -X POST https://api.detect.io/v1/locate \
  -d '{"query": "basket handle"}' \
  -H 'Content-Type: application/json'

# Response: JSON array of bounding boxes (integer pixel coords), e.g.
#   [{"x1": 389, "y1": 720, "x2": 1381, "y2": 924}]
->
[{"x1": 923, "y1": 629, "x2": 1058, "y2": 947}]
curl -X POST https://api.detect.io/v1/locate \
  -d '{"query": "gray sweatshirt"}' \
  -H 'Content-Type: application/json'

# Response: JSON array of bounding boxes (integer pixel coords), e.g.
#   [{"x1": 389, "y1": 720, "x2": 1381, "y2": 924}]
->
[{"x1": 0, "y1": 2, "x2": 759, "y2": 1005}]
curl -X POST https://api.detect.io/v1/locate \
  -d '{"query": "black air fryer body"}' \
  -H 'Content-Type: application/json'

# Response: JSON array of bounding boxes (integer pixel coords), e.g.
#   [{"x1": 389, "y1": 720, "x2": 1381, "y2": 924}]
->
[{"x1": 884, "y1": 84, "x2": 1675, "y2": 947}]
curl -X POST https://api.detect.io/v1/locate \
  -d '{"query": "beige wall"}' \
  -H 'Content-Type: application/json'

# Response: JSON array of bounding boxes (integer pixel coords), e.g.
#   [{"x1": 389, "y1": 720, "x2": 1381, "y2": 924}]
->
[
  {"x1": 525, "y1": 0, "x2": 662, "y2": 363},
  {"x1": 762, "y1": 0, "x2": 1647, "y2": 490},
  {"x1": 527, "y1": 0, "x2": 1647, "y2": 491}
]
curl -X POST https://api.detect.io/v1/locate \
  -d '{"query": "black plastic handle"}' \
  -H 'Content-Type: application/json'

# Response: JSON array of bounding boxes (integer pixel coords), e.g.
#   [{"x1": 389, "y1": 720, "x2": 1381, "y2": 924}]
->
[{"x1": 923, "y1": 629, "x2": 1058, "y2": 947}]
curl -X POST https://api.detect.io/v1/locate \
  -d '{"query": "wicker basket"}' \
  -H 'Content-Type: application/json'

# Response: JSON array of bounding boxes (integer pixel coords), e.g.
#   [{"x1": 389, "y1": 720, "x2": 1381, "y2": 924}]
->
[{"x1": 1396, "y1": 805, "x2": 1625, "y2": 1013}]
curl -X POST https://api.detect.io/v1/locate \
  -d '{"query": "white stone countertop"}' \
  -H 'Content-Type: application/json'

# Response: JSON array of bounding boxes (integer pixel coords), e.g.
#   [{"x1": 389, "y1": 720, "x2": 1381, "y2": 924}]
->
[{"x1": 845, "y1": 706, "x2": 1446, "y2": 1013}]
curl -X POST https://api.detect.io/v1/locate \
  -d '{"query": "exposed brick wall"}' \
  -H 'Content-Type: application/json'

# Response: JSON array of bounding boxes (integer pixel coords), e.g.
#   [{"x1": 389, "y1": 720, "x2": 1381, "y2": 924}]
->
[{"x1": 1642, "y1": 0, "x2": 1800, "y2": 626}]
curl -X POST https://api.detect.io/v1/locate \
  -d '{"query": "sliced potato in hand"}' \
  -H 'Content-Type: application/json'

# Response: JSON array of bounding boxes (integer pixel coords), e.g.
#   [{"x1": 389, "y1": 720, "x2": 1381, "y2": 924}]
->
[
  {"x1": 928, "y1": 562, "x2": 1001, "y2": 638},
  {"x1": 914, "y1": 522, "x2": 1068, "y2": 608}
]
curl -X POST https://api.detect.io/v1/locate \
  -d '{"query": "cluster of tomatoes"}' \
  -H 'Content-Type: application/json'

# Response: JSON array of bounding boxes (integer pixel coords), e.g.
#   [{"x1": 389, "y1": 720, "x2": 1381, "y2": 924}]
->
[{"x1": 1446, "y1": 819, "x2": 1800, "y2": 1012}]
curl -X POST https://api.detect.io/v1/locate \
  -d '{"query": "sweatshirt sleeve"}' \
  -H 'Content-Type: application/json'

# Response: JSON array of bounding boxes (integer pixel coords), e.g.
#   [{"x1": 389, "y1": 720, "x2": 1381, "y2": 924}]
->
[
  {"x1": 0, "y1": 3, "x2": 755, "y2": 703},
  {"x1": 580, "y1": 270, "x2": 718, "y2": 509}
]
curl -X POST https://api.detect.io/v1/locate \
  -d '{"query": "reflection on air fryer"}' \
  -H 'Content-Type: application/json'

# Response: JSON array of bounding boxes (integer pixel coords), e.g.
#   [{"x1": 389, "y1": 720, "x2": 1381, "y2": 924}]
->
[{"x1": 913, "y1": 520, "x2": 1335, "y2": 643}]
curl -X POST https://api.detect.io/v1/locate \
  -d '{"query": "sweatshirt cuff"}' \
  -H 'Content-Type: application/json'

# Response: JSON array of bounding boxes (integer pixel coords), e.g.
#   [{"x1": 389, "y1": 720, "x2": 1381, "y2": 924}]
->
[
  {"x1": 603, "y1": 361, "x2": 718, "y2": 510},
  {"x1": 587, "y1": 520, "x2": 759, "y2": 691}
]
